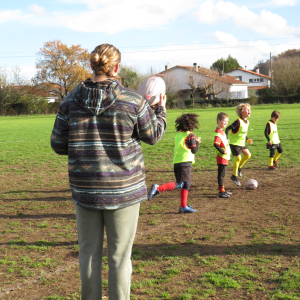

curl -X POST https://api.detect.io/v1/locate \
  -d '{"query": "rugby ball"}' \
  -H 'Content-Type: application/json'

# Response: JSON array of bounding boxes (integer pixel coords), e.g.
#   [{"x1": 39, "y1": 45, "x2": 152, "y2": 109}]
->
[
  {"x1": 137, "y1": 76, "x2": 166, "y2": 106},
  {"x1": 245, "y1": 179, "x2": 258, "y2": 190}
]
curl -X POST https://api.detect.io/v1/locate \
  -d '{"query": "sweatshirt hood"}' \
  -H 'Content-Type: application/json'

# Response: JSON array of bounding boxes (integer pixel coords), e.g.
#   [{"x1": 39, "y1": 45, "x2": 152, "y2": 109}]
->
[{"x1": 74, "y1": 79, "x2": 122, "y2": 116}]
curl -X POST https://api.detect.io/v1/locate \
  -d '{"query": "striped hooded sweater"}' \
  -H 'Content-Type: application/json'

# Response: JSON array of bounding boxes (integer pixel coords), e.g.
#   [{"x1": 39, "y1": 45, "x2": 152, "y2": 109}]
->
[{"x1": 51, "y1": 79, "x2": 166, "y2": 210}]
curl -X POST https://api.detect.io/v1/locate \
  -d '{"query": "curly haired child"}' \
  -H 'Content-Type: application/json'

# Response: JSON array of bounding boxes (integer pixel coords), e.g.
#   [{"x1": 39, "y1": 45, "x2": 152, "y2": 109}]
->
[{"x1": 148, "y1": 113, "x2": 201, "y2": 213}]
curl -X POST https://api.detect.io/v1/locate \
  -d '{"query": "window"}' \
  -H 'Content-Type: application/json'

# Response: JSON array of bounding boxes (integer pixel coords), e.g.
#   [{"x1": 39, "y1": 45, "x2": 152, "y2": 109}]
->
[
  {"x1": 235, "y1": 76, "x2": 242, "y2": 81},
  {"x1": 249, "y1": 78, "x2": 261, "y2": 83}
]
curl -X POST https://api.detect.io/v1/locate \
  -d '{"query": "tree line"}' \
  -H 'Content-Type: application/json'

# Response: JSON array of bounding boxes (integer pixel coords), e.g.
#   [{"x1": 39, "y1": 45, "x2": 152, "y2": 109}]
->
[{"x1": 1, "y1": 40, "x2": 300, "y2": 115}]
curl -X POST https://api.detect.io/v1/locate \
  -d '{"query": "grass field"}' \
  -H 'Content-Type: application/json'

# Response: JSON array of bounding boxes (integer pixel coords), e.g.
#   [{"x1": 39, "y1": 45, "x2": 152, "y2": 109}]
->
[{"x1": 0, "y1": 103, "x2": 300, "y2": 299}]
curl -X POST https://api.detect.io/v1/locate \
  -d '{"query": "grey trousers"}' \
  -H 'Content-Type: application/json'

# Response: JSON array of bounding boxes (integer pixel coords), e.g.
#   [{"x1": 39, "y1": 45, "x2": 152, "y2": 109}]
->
[{"x1": 75, "y1": 203, "x2": 140, "y2": 300}]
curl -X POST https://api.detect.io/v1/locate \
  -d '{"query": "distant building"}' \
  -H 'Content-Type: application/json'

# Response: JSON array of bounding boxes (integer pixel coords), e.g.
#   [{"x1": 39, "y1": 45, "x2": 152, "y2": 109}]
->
[
  {"x1": 158, "y1": 64, "x2": 249, "y2": 100},
  {"x1": 226, "y1": 68, "x2": 271, "y2": 96}
]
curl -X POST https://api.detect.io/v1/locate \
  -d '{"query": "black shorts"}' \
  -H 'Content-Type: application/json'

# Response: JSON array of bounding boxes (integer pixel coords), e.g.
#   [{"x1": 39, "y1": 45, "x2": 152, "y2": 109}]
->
[
  {"x1": 230, "y1": 144, "x2": 248, "y2": 156},
  {"x1": 267, "y1": 143, "x2": 283, "y2": 157},
  {"x1": 174, "y1": 164, "x2": 192, "y2": 182}
]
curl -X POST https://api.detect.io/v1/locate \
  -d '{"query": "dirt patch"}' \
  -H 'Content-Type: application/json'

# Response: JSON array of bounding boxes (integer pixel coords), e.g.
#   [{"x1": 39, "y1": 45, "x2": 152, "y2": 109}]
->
[{"x1": 0, "y1": 166, "x2": 299, "y2": 299}]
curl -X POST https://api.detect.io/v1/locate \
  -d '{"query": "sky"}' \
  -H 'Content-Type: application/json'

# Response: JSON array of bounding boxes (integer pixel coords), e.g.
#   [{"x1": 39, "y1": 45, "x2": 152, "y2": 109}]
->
[{"x1": 1, "y1": 0, "x2": 300, "y2": 80}]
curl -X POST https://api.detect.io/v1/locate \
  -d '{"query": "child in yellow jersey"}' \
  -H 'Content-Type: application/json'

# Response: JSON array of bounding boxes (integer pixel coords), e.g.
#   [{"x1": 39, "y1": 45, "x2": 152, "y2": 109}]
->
[
  {"x1": 225, "y1": 103, "x2": 253, "y2": 186},
  {"x1": 265, "y1": 110, "x2": 283, "y2": 170},
  {"x1": 148, "y1": 113, "x2": 201, "y2": 213}
]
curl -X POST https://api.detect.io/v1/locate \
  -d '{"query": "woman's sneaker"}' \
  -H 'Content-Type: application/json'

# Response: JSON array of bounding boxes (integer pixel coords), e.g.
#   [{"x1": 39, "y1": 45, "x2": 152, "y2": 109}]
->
[
  {"x1": 179, "y1": 206, "x2": 196, "y2": 213},
  {"x1": 148, "y1": 184, "x2": 159, "y2": 200}
]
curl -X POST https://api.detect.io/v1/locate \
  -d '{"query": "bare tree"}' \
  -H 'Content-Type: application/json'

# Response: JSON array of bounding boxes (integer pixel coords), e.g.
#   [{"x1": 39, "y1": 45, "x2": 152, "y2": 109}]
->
[
  {"x1": 0, "y1": 66, "x2": 33, "y2": 115},
  {"x1": 272, "y1": 56, "x2": 300, "y2": 95},
  {"x1": 198, "y1": 74, "x2": 230, "y2": 99}
]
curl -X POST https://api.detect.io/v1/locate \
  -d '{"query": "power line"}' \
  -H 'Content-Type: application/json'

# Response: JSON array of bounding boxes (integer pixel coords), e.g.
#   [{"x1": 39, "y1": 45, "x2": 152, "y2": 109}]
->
[{"x1": 1, "y1": 36, "x2": 300, "y2": 56}]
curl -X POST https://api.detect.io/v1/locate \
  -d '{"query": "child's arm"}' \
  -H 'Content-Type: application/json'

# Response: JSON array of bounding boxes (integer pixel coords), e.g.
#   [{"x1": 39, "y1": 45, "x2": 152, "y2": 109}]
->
[
  {"x1": 265, "y1": 122, "x2": 272, "y2": 145},
  {"x1": 186, "y1": 133, "x2": 200, "y2": 154},
  {"x1": 214, "y1": 136, "x2": 226, "y2": 154},
  {"x1": 225, "y1": 119, "x2": 239, "y2": 139}
]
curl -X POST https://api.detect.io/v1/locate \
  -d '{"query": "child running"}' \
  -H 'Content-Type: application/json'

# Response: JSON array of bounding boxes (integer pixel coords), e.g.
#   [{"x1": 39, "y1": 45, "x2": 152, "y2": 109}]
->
[
  {"x1": 148, "y1": 113, "x2": 201, "y2": 213},
  {"x1": 265, "y1": 110, "x2": 283, "y2": 170},
  {"x1": 225, "y1": 103, "x2": 253, "y2": 186},
  {"x1": 214, "y1": 112, "x2": 232, "y2": 198}
]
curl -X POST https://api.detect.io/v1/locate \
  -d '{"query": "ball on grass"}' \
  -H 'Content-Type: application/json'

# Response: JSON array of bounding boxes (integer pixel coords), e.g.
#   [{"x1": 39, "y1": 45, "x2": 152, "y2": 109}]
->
[{"x1": 245, "y1": 179, "x2": 258, "y2": 190}]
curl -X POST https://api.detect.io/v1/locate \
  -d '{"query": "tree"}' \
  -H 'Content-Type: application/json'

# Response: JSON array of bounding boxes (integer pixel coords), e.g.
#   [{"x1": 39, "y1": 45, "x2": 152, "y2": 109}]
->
[
  {"x1": 272, "y1": 56, "x2": 300, "y2": 95},
  {"x1": 0, "y1": 66, "x2": 32, "y2": 115},
  {"x1": 252, "y1": 59, "x2": 271, "y2": 76},
  {"x1": 118, "y1": 65, "x2": 147, "y2": 90},
  {"x1": 34, "y1": 40, "x2": 92, "y2": 101},
  {"x1": 210, "y1": 55, "x2": 242, "y2": 74}
]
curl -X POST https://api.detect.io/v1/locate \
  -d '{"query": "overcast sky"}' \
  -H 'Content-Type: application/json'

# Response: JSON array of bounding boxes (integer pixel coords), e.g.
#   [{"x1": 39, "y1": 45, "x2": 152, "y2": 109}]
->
[{"x1": 1, "y1": 0, "x2": 300, "y2": 80}]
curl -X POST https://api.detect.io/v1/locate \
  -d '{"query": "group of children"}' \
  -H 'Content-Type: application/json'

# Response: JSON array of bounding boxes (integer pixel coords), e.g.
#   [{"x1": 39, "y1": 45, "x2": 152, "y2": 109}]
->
[{"x1": 148, "y1": 103, "x2": 283, "y2": 213}]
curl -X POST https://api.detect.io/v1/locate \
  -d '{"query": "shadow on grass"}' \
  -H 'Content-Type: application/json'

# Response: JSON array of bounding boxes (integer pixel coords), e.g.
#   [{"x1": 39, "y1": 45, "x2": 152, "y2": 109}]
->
[
  {"x1": 0, "y1": 213, "x2": 75, "y2": 219},
  {"x1": 0, "y1": 240, "x2": 78, "y2": 247},
  {"x1": 0, "y1": 196, "x2": 71, "y2": 201},
  {"x1": 131, "y1": 243, "x2": 300, "y2": 257},
  {"x1": 3, "y1": 189, "x2": 70, "y2": 194},
  {"x1": 0, "y1": 240, "x2": 298, "y2": 257}
]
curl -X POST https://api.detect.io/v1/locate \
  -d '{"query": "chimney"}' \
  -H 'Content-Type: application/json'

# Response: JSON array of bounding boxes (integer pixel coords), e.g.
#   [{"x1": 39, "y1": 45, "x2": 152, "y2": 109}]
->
[
  {"x1": 198, "y1": 66, "x2": 200, "y2": 72},
  {"x1": 256, "y1": 68, "x2": 259, "y2": 74},
  {"x1": 193, "y1": 63, "x2": 197, "y2": 72},
  {"x1": 245, "y1": 66, "x2": 247, "y2": 70},
  {"x1": 165, "y1": 65, "x2": 168, "y2": 71}
]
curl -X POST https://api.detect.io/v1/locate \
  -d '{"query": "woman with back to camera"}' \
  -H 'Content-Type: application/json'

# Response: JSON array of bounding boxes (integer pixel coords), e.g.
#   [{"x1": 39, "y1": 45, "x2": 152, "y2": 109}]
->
[{"x1": 51, "y1": 43, "x2": 167, "y2": 300}]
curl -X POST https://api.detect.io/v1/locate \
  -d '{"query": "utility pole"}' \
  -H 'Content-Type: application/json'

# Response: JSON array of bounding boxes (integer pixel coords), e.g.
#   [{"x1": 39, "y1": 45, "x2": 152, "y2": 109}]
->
[{"x1": 270, "y1": 52, "x2": 272, "y2": 87}]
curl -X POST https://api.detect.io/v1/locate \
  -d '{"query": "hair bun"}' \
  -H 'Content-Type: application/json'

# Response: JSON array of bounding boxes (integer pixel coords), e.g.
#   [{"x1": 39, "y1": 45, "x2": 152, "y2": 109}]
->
[{"x1": 90, "y1": 53, "x2": 100, "y2": 63}]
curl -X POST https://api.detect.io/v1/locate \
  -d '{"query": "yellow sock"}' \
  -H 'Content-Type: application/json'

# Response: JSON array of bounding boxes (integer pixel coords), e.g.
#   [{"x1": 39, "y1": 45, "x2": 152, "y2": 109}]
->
[
  {"x1": 269, "y1": 157, "x2": 274, "y2": 167},
  {"x1": 233, "y1": 156, "x2": 241, "y2": 176},
  {"x1": 274, "y1": 153, "x2": 281, "y2": 162},
  {"x1": 239, "y1": 154, "x2": 251, "y2": 169}
]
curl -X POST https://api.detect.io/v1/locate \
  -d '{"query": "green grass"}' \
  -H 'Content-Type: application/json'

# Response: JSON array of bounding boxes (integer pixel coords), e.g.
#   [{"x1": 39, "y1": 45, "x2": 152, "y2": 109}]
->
[
  {"x1": 1, "y1": 104, "x2": 300, "y2": 299},
  {"x1": 142, "y1": 103, "x2": 300, "y2": 171},
  {"x1": 0, "y1": 104, "x2": 299, "y2": 174}
]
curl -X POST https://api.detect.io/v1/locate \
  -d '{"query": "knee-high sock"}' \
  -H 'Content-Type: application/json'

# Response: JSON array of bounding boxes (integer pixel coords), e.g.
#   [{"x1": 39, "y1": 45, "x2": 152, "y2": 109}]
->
[
  {"x1": 233, "y1": 156, "x2": 241, "y2": 176},
  {"x1": 274, "y1": 153, "x2": 281, "y2": 162},
  {"x1": 219, "y1": 185, "x2": 225, "y2": 193},
  {"x1": 269, "y1": 157, "x2": 274, "y2": 167},
  {"x1": 157, "y1": 182, "x2": 175, "y2": 192},
  {"x1": 239, "y1": 154, "x2": 251, "y2": 169},
  {"x1": 180, "y1": 188, "x2": 188, "y2": 208}
]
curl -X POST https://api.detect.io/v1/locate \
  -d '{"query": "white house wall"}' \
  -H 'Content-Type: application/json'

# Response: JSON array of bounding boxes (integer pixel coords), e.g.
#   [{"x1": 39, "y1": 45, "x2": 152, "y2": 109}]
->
[
  {"x1": 229, "y1": 84, "x2": 248, "y2": 99},
  {"x1": 226, "y1": 70, "x2": 270, "y2": 87},
  {"x1": 164, "y1": 68, "x2": 205, "y2": 93}
]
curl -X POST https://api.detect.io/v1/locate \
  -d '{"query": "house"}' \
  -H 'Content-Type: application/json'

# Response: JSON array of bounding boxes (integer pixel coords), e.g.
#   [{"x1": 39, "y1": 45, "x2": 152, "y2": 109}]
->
[
  {"x1": 226, "y1": 68, "x2": 271, "y2": 96},
  {"x1": 158, "y1": 64, "x2": 249, "y2": 100},
  {"x1": 34, "y1": 83, "x2": 65, "y2": 103}
]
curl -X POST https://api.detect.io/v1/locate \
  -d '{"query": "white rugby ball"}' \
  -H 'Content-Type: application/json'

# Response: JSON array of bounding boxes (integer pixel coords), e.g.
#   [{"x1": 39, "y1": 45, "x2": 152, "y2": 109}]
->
[
  {"x1": 245, "y1": 179, "x2": 258, "y2": 190},
  {"x1": 137, "y1": 76, "x2": 166, "y2": 106}
]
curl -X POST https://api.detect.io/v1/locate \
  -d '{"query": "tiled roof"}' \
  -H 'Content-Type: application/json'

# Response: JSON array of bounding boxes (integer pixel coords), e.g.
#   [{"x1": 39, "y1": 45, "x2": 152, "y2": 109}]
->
[
  {"x1": 248, "y1": 86, "x2": 268, "y2": 90},
  {"x1": 226, "y1": 68, "x2": 271, "y2": 79}
]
